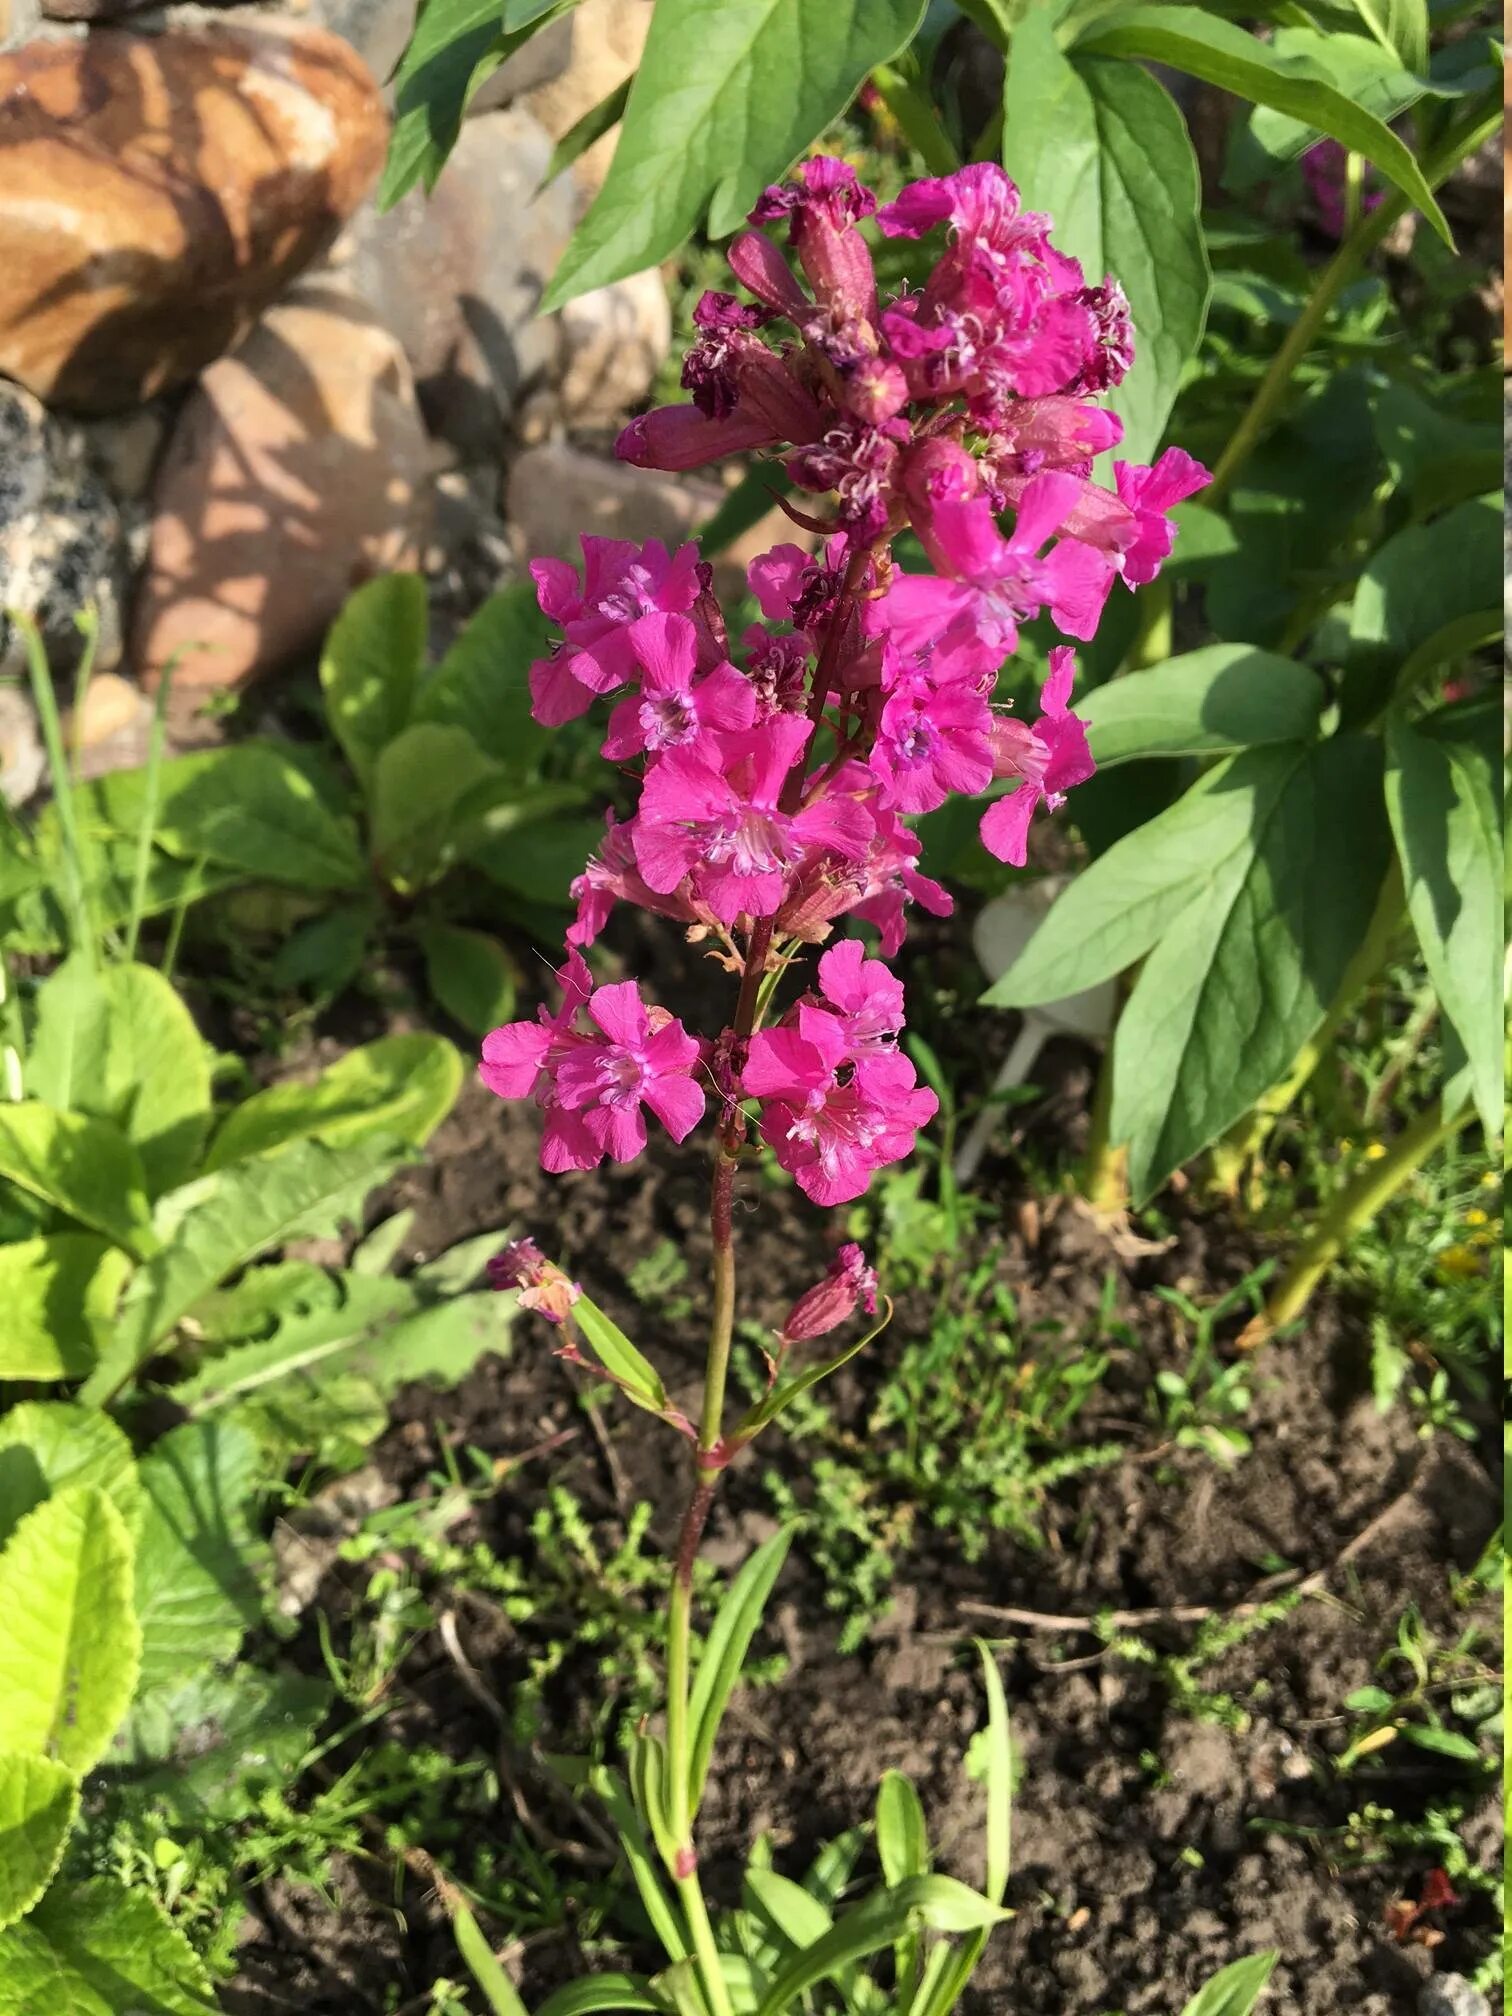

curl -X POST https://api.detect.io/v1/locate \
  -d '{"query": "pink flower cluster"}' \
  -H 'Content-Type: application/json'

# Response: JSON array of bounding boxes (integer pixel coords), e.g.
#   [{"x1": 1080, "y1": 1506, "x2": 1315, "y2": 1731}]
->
[{"x1": 481, "y1": 156, "x2": 1208, "y2": 1204}]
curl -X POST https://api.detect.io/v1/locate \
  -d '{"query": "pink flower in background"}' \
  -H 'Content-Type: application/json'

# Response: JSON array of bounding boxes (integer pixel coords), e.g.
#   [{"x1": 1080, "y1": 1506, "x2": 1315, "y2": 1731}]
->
[
  {"x1": 1113, "y1": 448, "x2": 1212, "y2": 586},
  {"x1": 1302, "y1": 138, "x2": 1383, "y2": 240},
  {"x1": 980, "y1": 647, "x2": 1097, "y2": 866},
  {"x1": 780, "y1": 1242, "x2": 879, "y2": 1342},
  {"x1": 486, "y1": 1239, "x2": 582, "y2": 1324}
]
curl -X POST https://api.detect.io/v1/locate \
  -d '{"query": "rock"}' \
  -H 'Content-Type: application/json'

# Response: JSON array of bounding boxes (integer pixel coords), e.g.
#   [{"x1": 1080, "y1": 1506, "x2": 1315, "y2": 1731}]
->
[
  {"x1": 65, "y1": 669, "x2": 154, "y2": 778},
  {"x1": 1419, "y1": 1979, "x2": 1492, "y2": 2016},
  {"x1": 506, "y1": 440, "x2": 719, "y2": 562},
  {"x1": 466, "y1": 8, "x2": 573, "y2": 114},
  {"x1": 0, "y1": 381, "x2": 128, "y2": 685},
  {"x1": 132, "y1": 278, "x2": 431, "y2": 696},
  {"x1": 333, "y1": 106, "x2": 573, "y2": 455},
  {"x1": 516, "y1": 0, "x2": 652, "y2": 200},
  {"x1": 0, "y1": 23, "x2": 386, "y2": 412},
  {"x1": 0, "y1": 689, "x2": 45, "y2": 805},
  {"x1": 555, "y1": 268, "x2": 672, "y2": 432},
  {"x1": 0, "y1": 0, "x2": 42, "y2": 46},
  {"x1": 82, "y1": 405, "x2": 170, "y2": 503}
]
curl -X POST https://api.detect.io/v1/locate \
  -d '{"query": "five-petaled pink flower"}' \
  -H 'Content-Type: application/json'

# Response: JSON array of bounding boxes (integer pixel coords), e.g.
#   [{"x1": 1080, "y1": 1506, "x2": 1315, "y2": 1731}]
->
[{"x1": 980, "y1": 647, "x2": 1096, "y2": 866}]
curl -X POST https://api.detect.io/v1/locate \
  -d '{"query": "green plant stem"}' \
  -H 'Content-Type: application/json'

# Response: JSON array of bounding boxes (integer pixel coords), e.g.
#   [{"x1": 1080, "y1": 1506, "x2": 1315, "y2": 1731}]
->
[
  {"x1": 1249, "y1": 1097, "x2": 1475, "y2": 1343},
  {"x1": 869, "y1": 62, "x2": 962, "y2": 175},
  {"x1": 15, "y1": 612, "x2": 97, "y2": 971},
  {"x1": 1206, "y1": 103, "x2": 1501, "y2": 509},
  {"x1": 125, "y1": 654, "x2": 176, "y2": 965}
]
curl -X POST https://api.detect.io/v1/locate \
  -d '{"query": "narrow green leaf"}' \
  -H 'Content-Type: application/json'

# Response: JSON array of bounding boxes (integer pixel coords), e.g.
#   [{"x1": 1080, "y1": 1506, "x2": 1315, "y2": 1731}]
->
[
  {"x1": 1180, "y1": 1951, "x2": 1279, "y2": 2016},
  {"x1": 207, "y1": 1033, "x2": 462, "y2": 1169},
  {"x1": 1081, "y1": 648, "x2": 1325, "y2": 766},
  {"x1": 536, "y1": 1975, "x2": 665, "y2": 2016},
  {"x1": 1385, "y1": 708, "x2": 1503, "y2": 1133},
  {"x1": 1001, "y1": 23, "x2": 1209, "y2": 461},
  {"x1": 0, "y1": 1488, "x2": 140, "y2": 1774},
  {"x1": 0, "y1": 1103, "x2": 155, "y2": 1258},
  {"x1": 131, "y1": 1422, "x2": 260, "y2": 1699},
  {"x1": 0, "y1": 1404, "x2": 141, "y2": 1549},
  {"x1": 876, "y1": 1772, "x2": 931, "y2": 1887},
  {"x1": 870, "y1": 61, "x2": 962, "y2": 174},
  {"x1": 974, "y1": 1641, "x2": 1012, "y2": 1906},
  {"x1": 453, "y1": 1899, "x2": 530, "y2": 2016},
  {"x1": 689, "y1": 1528, "x2": 795, "y2": 1810},
  {"x1": 541, "y1": 0, "x2": 927, "y2": 310},
  {"x1": 537, "y1": 75, "x2": 632, "y2": 191},
  {"x1": 572, "y1": 1294, "x2": 671, "y2": 1413},
  {"x1": 745, "y1": 1866, "x2": 834, "y2": 1950},
  {"x1": 0, "y1": 1235, "x2": 132, "y2": 1383},
  {"x1": 734, "y1": 1302, "x2": 894, "y2": 1439},
  {"x1": 1346, "y1": 0, "x2": 1426, "y2": 72},
  {"x1": 1075, "y1": 4, "x2": 1452, "y2": 243},
  {"x1": 588, "y1": 1765, "x2": 689, "y2": 1963},
  {"x1": 0, "y1": 1754, "x2": 77, "y2": 1933},
  {"x1": 754, "y1": 1877, "x2": 1007, "y2": 2016},
  {"x1": 320, "y1": 573, "x2": 428, "y2": 792},
  {"x1": 80, "y1": 1136, "x2": 401, "y2": 1405}
]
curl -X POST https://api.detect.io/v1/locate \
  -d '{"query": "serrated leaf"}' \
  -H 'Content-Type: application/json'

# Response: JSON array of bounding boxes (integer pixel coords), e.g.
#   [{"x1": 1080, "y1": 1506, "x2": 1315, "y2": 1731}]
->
[
  {"x1": 541, "y1": 0, "x2": 927, "y2": 310},
  {"x1": 1180, "y1": 1952, "x2": 1278, "y2": 2016},
  {"x1": 1002, "y1": 25, "x2": 1209, "y2": 462},
  {"x1": 207, "y1": 1033, "x2": 462, "y2": 1169},
  {"x1": 112, "y1": 1668, "x2": 329, "y2": 1822},
  {"x1": 131, "y1": 1422, "x2": 260, "y2": 1699},
  {"x1": 417, "y1": 922, "x2": 518, "y2": 1035},
  {"x1": 321, "y1": 573, "x2": 429, "y2": 792},
  {"x1": 1082, "y1": 648, "x2": 1325, "y2": 766},
  {"x1": 0, "y1": 1488, "x2": 140, "y2": 1774},
  {"x1": 172, "y1": 1272, "x2": 419, "y2": 1413},
  {"x1": 876, "y1": 1771, "x2": 931, "y2": 1887},
  {"x1": 0, "y1": 1754, "x2": 77, "y2": 1932},
  {"x1": 1075, "y1": 5, "x2": 1451, "y2": 244},
  {"x1": 93, "y1": 743, "x2": 364, "y2": 891},
  {"x1": 0, "y1": 1877, "x2": 218, "y2": 2014},
  {"x1": 1385, "y1": 708, "x2": 1503, "y2": 1133},
  {"x1": 0, "y1": 1103, "x2": 155, "y2": 1258},
  {"x1": 0, "y1": 1405, "x2": 141, "y2": 1551},
  {"x1": 0, "y1": 1235, "x2": 132, "y2": 1383},
  {"x1": 79, "y1": 1135, "x2": 402, "y2": 1406},
  {"x1": 1110, "y1": 736, "x2": 1393, "y2": 1201},
  {"x1": 28, "y1": 961, "x2": 212, "y2": 1198},
  {"x1": 689, "y1": 1528, "x2": 795, "y2": 1809},
  {"x1": 412, "y1": 583, "x2": 552, "y2": 775}
]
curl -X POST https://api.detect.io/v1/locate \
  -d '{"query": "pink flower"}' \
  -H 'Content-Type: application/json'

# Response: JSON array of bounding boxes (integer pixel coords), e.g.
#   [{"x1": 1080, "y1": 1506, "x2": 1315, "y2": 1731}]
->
[
  {"x1": 601, "y1": 613, "x2": 755, "y2": 760},
  {"x1": 979, "y1": 646, "x2": 1096, "y2": 866},
  {"x1": 479, "y1": 950, "x2": 600, "y2": 1172},
  {"x1": 780, "y1": 1242, "x2": 879, "y2": 1342},
  {"x1": 552, "y1": 982, "x2": 705, "y2": 1164},
  {"x1": 743, "y1": 1009, "x2": 937, "y2": 1205},
  {"x1": 487, "y1": 1239, "x2": 582, "y2": 1325},
  {"x1": 869, "y1": 663, "x2": 994, "y2": 813},
  {"x1": 529, "y1": 537, "x2": 702, "y2": 725},
  {"x1": 1113, "y1": 449, "x2": 1212, "y2": 587},
  {"x1": 566, "y1": 812, "x2": 703, "y2": 949},
  {"x1": 814, "y1": 939, "x2": 903, "y2": 1053},
  {"x1": 750, "y1": 158, "x2": 878, "y2": 321},
  {"x1": 633, "y1": 719, "x2": 873, "y2": 925}
]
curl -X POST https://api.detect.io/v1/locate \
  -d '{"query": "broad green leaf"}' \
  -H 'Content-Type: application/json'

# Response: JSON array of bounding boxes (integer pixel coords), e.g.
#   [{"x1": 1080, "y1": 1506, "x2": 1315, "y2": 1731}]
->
[
  {"x1": 112, "y1": 1666, "x2": 329, "y2": 1821},
  {"x1": 320, "y1": 573, "x2": 428, "y2": 792},
  {"x1": 28, "y1": 961, "x2": 212, "y2": 1198},
  {"x1": 1180, "y1": 1952, "x2": 1279, "y2": 2016},
  {"x1": 1110, "y1": 735, "x2": 1393, "y2": 1201},
  {"x1": 0, "y1": 1405, "x2": 141, "y2": 1548},
  {"x1": 984, "y1": 747, "x2": 1299, "y2": 1009},
  {"x1": 207, "y1": 1033, "x2": 462, "y2": 1169},
  {"x1": 0, "y1": 1754, "x2": 77, "y2": 1932},
  {"x1": 1081, "y1": 648, "x2": 1326, "y2": 765},
  {"x1": 469, "y1": 813, "x2": 605, "y2": 904},
  {"x1": 0, "y1": 1236, "x2": 132, "y2": 1382},
  {"x1": 131, "y1": 1422, "x2": 260, "y2": 1699},
  {"x1": 876, "y1": 1771, "x2": 931, "y2": 1887},
  {"x1": 0, "y1": 1878, "x2": 220, "y2": 2014},
  {"x1": 452, "y1": 1899, "x2": 530, "y2": 2016},
  {"x1": 413, "y1": 584, "x2": 552, "y2": 775},
  {"x1": 689, "y1": 1528, "x2": 795, "y2": 1808},
  {"x1": 536, "y1": 1977, "x2": 664, "y2": 2016},
  {"x1": 171, "y1": 1271, "x2": 418, "y2": 1412},
  {"x1": 754, "y1": 1877, "x2": 1006, "y2": 2016},
  {"x1": 0, "y1": 1488, "x2": 140, "y2": 1774},
  {"x1": 1001, "y1": 26, "x2": 1209, "y2": 462},
  {"x1": 541, "y1": 0, "x2": 927, "y2": 309},
  {"x1": 368, "y1": 724, "x2": 506, "y2": 892},
  {"x1": 1346, "y1": 494, "x2": 1501, "y2": 707},
  {"x1": 352, "y1": 1291, "x2": 513, "y2": 1396},
  {"x1": 269, "y1": 900, "x2": 378, "y2": 998},
  {"x1": 1074, "y1": 5, "x2": 1451, "y2": 243},
  {"x1": 0, "y1": 1103, "x2": 155, "y2": 1258},
  {"x1": 1345, "y1": 0, "x2": 1426, "y2": 72},
  {"x1": 412, "y1": 1228, "x2": 503, "y2": 1293},
  {"x1": 417, "y1": 921, "x2": 518, "y2": 1035},
  {"x1": 79, "y1": 1136, "x2": 402, "y2": 1406},
  {"x1": 1238, "y1": 29, "x2": 1430, "y2": 173},
  {"x1": 572, "y1": 1294, "x2": 671, "y2": 1413},
  {"x1": 94, "y1": 744, "x2": 364, "y2": 892},
  {"x1": 1385, "y1": 708, "x2": 1503, "y2": 1133},
  {"x1": 1162, "y1": 502, "x2": 1240, "y2": 575},
  {"x1": 380, "y1": 0, "x2": 577, "y2": 209},
  {"x1": 1370, "y1": 382, "x2": 1503, "y2": 521},
  {"x1": 538, "y1": 76, "x2": 632, "y2": 192}
]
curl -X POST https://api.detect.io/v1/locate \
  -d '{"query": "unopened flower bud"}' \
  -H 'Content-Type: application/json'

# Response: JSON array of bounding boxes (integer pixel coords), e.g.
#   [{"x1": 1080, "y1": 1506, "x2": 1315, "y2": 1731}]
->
[
  {"x1": 780, "y1": 1244, "x2": 879, "y2": 1343},
  {"x1": 488, "y1": 1239, "x2": 582, "y2": 1325}
]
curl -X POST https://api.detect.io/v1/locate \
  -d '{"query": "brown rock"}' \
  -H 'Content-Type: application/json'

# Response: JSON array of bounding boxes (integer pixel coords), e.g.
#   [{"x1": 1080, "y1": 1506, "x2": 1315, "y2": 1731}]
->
[
  {"x1": 132, "y1": 279, "x2": 430, "y2": 695},
  {"x1": 0, "y1": 23, "x2": 386, "y2": 413},
  {"x1": 517, "y1": 0, "x2": 651, "y2": 200},
  {"x1": 555, "y1": 269, "x2": 672, "y2": 432}
]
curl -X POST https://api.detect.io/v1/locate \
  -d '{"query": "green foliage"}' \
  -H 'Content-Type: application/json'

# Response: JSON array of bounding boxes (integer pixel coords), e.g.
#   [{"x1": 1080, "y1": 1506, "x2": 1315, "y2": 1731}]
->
[
  {"x1": 131, "y1": 1423, "x2": 260, "y2": 1701},
  {"x1": 1180, "y1": 1951, "x2": 1278, "y2": 2016},
  {"x1": 0, "y1": 1879, "x2": 219, "y2": 2014},
  {"x1": 0, "y1": 1755, "x2": 78, "y2": 1932},
  {"x1": 205, "y1": 1032, "x2": 461, "y2": 1168}
]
